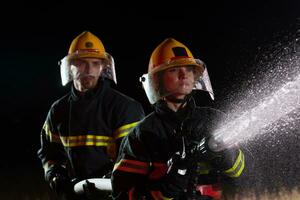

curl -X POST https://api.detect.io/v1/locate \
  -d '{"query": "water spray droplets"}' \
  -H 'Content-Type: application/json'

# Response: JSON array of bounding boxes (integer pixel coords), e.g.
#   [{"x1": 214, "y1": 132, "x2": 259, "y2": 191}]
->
[{"x1": 212, "y1": 38, "x2": 300, "y2": 151}]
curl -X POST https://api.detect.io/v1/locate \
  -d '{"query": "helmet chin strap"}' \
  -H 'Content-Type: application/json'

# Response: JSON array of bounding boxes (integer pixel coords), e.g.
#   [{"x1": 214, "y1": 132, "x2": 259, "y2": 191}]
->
[
  {"x1": 165, "y1": 92, "x2": 194, "y2": 110},
  {"x1": 165, "y1": 95, "x2": 186, "y2": 103}
]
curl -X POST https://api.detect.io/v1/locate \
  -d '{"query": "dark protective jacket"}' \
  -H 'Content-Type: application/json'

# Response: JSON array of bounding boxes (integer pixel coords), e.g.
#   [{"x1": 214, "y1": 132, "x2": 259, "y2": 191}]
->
[
  {"x1": 112, "y1": 98, "x2": 245, "y2": 200},
  {"x1": 38, "y1": 78, "x2": 145, "y2": 181}
]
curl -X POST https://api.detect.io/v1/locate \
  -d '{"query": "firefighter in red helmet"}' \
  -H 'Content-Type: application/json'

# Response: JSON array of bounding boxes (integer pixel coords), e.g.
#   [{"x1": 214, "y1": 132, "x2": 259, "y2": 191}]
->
[
  {"x1": 37, "y1": 31, "x2": 145, "y2": 200},
  {"x1": 111, "y1": 38, "x2": 245, "y2": 200}
]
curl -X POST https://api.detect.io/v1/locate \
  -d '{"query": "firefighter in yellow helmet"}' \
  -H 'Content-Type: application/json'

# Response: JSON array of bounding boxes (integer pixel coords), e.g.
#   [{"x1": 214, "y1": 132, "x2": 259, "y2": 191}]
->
[
  {"x1": 59, "y1": 31, "x2": 117, "y2": 88},
  {"x1": 140, "y1": 37, "x2": 214, "y2": 105},
  {"x1": 37, "y1": 31, "x2": 145, "y2": 200},
  {"x1": 112, "y1": 38, "x2": 245, "y2": 200}
]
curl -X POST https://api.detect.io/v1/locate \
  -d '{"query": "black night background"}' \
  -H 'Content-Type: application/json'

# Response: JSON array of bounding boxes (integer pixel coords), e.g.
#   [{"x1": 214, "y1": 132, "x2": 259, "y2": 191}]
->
[{"x1": 1, "y1": 1, "x2": 299, "y2": 199}]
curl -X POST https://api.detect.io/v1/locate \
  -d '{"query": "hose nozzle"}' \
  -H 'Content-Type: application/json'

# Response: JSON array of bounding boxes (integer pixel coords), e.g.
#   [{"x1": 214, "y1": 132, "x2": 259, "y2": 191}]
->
[{"x1": 208, "y1": 136, "x2": 226, "y2": 152}]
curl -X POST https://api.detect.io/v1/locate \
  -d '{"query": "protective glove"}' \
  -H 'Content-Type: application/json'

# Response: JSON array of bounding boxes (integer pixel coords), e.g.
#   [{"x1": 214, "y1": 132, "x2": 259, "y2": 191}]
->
[
  {"x1": 157, "y1": 152, "x2": 191, "y2": 198},
  {"x1": 46, "y1": 165, "x2": 73, "y2": 197},
  {"x1": 82, "y1": 180, "x2": 111, "y2": 200},
  {"x1": 50, "y1": 175, "x2": 73, "y2": 196},
  {"x1": 196, "y1": 136, "x2": 227, "y2": 166}
]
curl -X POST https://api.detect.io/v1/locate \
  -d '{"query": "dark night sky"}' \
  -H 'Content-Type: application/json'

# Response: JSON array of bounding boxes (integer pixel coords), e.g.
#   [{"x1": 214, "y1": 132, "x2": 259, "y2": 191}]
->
[{"x1": 1, "y1": 1, "x2": 299, "y2": 199}]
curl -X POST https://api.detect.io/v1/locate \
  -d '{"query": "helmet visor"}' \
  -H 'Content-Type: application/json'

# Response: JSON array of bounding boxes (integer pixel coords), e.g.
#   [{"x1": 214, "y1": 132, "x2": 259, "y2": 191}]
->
[
  {"x1": 59, "y1": 52, "x2": 117, "y2": 86},
  {"x1": 140, "y1": 61, "x2": 214, "y2": 104}
]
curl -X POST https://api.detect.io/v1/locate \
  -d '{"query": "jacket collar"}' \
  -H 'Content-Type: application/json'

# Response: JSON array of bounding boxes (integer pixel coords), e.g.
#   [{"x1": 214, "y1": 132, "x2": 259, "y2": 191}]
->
[
  {"x1": 155, "y1": 97, "x2": 196, "y2": 125},
  {"x1": 70, "y1": 78, "x2": 110, "y2": 101}
]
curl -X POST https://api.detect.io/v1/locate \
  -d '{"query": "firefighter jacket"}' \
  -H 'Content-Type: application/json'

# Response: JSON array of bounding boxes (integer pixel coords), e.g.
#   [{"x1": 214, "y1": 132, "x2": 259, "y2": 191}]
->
[
  {"x1": 38, "y1": 78, "x2": 145, "y2": 181},
  {"x1": 112, "y1": 98, "x2": 245, "y2": 200}
]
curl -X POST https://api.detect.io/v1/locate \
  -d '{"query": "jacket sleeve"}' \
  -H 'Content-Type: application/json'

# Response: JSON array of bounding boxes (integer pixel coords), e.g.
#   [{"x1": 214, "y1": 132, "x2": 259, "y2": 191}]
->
[
  {"x1": 111, "y1": 128, "x2": 151, "y2": 200},
  {"x1": 109, "y1": 100, "x2": 145, "y2": 161},
  {"x1": 204, "y1": 108, "x2": 245, "y2": 179},
  {"x1": 220, "y1": 147, "x2": 245, "y2": 178},
  {"x1": 112, "y1": 126, "x2": 172, "y2": 200},
  {"x1": 37, "y1": 106, "x2": 68, "y2": 182},
  {"x1": 112, "y1": 100, "x2": 145, "y2": 140}
]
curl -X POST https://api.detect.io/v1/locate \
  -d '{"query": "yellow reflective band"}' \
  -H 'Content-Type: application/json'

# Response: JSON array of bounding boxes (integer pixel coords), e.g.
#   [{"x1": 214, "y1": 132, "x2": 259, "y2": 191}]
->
[
  {"x1": 224, "y1": 150, "x2": 242, "y2": 173},
  {"x1": 113, "y1": 121, "x2": 140, "y2": 139},
  {"x1": 233, "y1": 152, "x2": 245, "y2": 177},
  {"x1": 60, "y1": 135, "x2": 114, "y2": 147},
  {"x1": 43, "y1": 122, "x2": 61, "y2": 143},
  {"x1": 43, "y1": 160, "x2": 56, "y2": 173},
  {"x1": 43, "y1": 122, "x2": 49, "y2": 135},
  {"x1": 224, "y1": 150, "x2": 245, "y2": 178},
  {"x1": 44, "y1": 123, "x2": 114, "y2": 147},
  {"x1": 196, "y1": 162, "x2": 211, "y2": 175},
  {"x1": 198, "y1": 169, "x2": 210, "y2": 174},
  {"x1": 113, "y1": 159, "x2": 150, "y2": 175}
]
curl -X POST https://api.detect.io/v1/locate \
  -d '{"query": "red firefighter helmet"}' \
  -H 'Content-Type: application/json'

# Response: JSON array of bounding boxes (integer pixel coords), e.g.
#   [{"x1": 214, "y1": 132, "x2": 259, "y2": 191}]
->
[
  {"x1": 140, "y1": 38, "x2": 214, "y2": 104},
  {"x1": 59, "y1": 31, "x2": 117, "y2": 86}
]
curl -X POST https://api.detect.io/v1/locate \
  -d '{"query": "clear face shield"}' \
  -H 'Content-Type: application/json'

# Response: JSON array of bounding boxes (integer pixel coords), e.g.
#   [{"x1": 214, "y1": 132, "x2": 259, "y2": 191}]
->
[
  {"x1": 140, "y1": 59, "x2": 214, "y2": 104},
  {"x1": 59, "y1": 52, "x2": 117, "y2": 86}
]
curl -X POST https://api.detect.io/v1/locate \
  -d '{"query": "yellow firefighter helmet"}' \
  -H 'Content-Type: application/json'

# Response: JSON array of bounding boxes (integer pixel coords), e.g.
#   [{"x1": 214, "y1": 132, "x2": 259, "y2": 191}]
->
[
  {"x1": 59, "y1": 31, "x2": 117, "y2": 86},
  {"x1": 148, "y1": 38, "x2": 204, "y2": 76},
  {"x1": 140, "y1": 38, "x2": 214, "y2": 104},
  {"x1": 67, "y1": 31, "x2": 107, "y2": 60}
]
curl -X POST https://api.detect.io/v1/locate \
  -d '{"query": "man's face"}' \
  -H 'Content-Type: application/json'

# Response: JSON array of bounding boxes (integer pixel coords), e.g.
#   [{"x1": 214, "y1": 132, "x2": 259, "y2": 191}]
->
[
  {"x1": 162, "y1": 65, "x2": 195, "y2": 99},
  {"x1": 70, "y1": 57, "x2": 104, "y2": 92}
]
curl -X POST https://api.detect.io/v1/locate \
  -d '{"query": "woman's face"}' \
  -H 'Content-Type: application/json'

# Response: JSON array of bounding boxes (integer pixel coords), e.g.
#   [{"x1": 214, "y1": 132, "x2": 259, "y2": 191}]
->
[{"x1": 162, "y1": 65, "x2": 195, "y2": 99}]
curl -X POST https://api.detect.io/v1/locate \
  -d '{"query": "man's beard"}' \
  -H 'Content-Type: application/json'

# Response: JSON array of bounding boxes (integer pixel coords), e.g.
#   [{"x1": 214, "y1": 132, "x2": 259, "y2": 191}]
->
[{"x1": 79, "y1": 74, "x2": 98, "y2": 90}]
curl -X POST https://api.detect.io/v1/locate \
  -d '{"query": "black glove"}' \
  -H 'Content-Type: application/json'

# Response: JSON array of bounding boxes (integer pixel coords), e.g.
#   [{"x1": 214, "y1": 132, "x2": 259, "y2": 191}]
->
[
  {"x1": 195, "y1": 136, "x2": 227, "y2": 165},
  {"x1": 158, "y1": 152, "x2": 191, "y2": 198},
  {"x1": 46, "y1": 165, "x2": 73, "y2": 197},
  {"x1": 82, "y1": 180, "x2": 111, "y2": 200}
]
